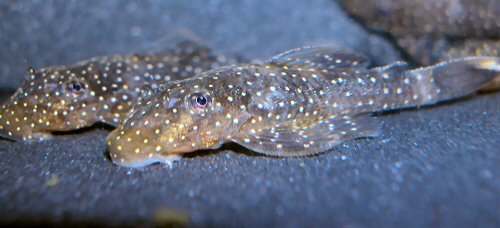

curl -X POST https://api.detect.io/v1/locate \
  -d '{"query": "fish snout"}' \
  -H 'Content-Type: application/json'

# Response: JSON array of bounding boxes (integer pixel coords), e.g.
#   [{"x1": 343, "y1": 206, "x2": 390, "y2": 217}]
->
[
  {"x1": 0, "y1": 123, "x2": 20, "y2": 141},
  {"x1": 107, "y1": 128, "x2": 182, "y2": 168},
  {"x1": 0, "y1": 98, "x2": 58, "y2": 141},
  {"x1": 0, "y1": 103, "x2": 27, "y2": 141}
]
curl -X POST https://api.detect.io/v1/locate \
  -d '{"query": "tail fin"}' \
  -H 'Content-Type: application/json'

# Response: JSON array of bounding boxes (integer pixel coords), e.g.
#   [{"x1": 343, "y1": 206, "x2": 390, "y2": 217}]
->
[{"x1": 407, "y1": 56, "x2": 500, "y2": 105}]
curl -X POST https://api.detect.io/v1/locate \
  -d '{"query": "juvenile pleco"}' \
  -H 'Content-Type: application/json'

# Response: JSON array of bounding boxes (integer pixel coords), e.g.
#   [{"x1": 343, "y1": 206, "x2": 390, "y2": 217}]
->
[
  {"x1": 107, "y1": 47, "x2": 499, "y2": 168},
  {"x1": 0, "y1": 41, "x2": 241, "y2": 141}
]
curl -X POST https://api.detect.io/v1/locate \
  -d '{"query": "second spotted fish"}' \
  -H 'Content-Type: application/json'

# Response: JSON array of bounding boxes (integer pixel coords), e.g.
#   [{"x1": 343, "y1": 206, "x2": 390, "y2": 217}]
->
[
  {"x1": 0, "y1": 41, "x2": 241, "y2": 141},
  {"x1": 107, "y1": 47, "x2": 500, "y2": 168}
]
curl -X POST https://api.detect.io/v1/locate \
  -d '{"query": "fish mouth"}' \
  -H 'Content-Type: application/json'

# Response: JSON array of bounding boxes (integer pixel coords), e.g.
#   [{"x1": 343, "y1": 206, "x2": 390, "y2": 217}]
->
[{"x1": 110, "y1": 153, "x2": 182, "y2": 168}]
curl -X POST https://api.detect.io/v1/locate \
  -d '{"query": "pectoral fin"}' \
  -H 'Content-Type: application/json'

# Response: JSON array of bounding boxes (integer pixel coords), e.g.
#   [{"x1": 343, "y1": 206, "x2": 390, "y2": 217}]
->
[{"x1": 233, "y1": 114, "x2": 380, "y2": 157}]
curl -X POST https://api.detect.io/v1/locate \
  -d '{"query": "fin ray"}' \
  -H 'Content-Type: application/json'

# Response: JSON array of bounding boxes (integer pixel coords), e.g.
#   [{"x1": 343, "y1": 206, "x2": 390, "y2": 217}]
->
[
  {"x1": 408, "y1": 56, "x2": 500, "y2": 104},
  {"x1": 234, "y1": 114, "x2": 380, "y2": 157},
  {"x1": 268, "y1": 47, "x2": 370, "y2": 70}
]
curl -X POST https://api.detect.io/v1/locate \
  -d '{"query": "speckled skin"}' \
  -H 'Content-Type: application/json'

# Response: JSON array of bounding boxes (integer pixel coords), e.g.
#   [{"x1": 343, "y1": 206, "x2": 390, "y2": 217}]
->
[
  {"x1": 0, "y1": 41, "x2": 240, "y2": 141},
  {"x1": 106, "y1": 47, "x2": 500, "y2": 168},
  {"x1": 340, "y1": 0, "x2": 500, "y2": 65}
]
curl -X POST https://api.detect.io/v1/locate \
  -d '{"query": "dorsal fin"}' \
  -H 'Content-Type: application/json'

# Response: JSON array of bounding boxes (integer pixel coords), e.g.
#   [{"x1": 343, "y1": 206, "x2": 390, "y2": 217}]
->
[
  {"x1": 268, "y1": 46, "x2": 370, "y2": 70},
  {"x1": 370, "y1": 61, "x2": 410, "y2": 76}
]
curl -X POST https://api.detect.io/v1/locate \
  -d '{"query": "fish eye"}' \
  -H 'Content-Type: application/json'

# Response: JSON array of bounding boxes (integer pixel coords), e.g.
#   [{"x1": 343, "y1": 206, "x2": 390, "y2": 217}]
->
[
  {"x1": 68, "y1": 81, "x2": 86, "y2": 93},
  {"x1": 73, "y1": 83, "x2": 82, "y2": 91},
  {"x1": 196, "y1": 96, "x2": 207, "y2": 106},
  {"x1": 190, "y1": 92, "x2": 211, "y2": 109}
]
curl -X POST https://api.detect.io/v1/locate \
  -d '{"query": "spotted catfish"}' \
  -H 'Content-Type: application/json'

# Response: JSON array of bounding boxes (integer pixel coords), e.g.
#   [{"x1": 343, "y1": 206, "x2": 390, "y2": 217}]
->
[
  {"x1": 0, "y1": 41, "x2": 241, "y2": 141},
  {"x1": 107, "y1": 47, "x2": 500, "y2": 168}
]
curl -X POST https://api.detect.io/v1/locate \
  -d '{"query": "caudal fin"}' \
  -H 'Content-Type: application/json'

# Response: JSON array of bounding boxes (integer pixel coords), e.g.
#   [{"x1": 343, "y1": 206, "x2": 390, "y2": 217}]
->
[{"x1": 407, "y1": 56, "x2": 500, "y2": 105}]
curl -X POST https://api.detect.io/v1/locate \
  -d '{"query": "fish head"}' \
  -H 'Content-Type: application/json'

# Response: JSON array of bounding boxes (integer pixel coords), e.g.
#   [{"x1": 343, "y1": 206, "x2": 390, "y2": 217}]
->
[
  {"x1": 0, "y1": 68, "x2": 100, "y2": 140},
  {"x1": 107, "y1": 72, "x2": 251, "y2": 167}
]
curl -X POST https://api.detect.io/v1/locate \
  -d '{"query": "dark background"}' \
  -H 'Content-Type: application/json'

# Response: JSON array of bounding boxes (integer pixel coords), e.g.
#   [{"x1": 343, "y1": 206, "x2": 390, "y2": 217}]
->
[{"x1": 0, "y1": 0, "x2": 498, "y2": 227}]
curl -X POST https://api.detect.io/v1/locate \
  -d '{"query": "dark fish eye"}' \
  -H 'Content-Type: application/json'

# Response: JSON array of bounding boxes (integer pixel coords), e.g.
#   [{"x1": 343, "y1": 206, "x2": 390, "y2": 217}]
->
[
  {"x1": 68, "y1": 81, "x2": 85, "y2": 93},
  {"x1": 196, "y1": 96, "x2": 207, "y2": 106},
  {"x1": 190, "y1": 92, "x2": 211, "y2": 109},
  {"x1": 73, "y1": 83, "x2": 82, "y2": 91}
]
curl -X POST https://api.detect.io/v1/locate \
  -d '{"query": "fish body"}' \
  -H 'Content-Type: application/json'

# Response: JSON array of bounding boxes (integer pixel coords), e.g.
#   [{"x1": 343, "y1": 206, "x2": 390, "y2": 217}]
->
[
  {"x1": 106, "y1": 47, "x2": 500, "y2": 168},
  {"x1": 339, "y1": 0, "x2": 500, "y2": 65},
  {"x1": 0, "y1": 41, "x2": 241, "y2": 141}
]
